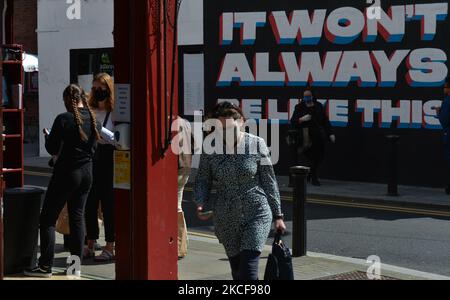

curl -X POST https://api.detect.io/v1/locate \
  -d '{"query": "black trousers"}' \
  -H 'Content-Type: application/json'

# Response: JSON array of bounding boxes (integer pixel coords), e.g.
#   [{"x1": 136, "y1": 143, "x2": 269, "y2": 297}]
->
[
  {"x1": 228, "y1": 250, "x2": 261, "y2": 280},
  {"x1": 303, "y1": 140, "x2": 325, "y2": 179},
  {"x1": 39, "y1": 162, "x2": 93, "y2": 267},
  {"x1": 445, "y1": 142, "x2": 450, "y2": 186},
  {"x1": 85, "y1": 145, "x2": 115, "y2": 243}
]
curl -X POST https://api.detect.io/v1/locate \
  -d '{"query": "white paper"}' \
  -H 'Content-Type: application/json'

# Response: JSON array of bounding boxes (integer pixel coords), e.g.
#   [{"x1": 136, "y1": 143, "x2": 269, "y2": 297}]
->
[
  {"x1": 12, "y1": 84, "x2": 23, "y2": 109},
  {"x1": 113, "y1": 84, "x2": 131, "y2": 123},
  {"x1": 101, "y1": 127, "x2": 115, "y2": 145},
  {"x1": 77, "y1": 74, "x2": 93, "y2": 94},
  {"x1": 183, "y1": 54, "x2": 204, "y2": 115}
]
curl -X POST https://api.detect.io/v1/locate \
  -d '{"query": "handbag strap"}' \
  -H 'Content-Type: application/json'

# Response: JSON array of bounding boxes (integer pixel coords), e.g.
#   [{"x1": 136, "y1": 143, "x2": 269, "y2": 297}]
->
[
  {"x1": 274, "y1": 231, "x2": 283, "y2": 245},
  {"x1": 103, "y1": 111, "x2": 111, "y2": 127}
]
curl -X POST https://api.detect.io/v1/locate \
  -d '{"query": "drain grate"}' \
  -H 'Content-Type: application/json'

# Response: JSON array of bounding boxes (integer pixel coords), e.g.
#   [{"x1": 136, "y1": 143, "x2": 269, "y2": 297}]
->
[{"x1": 316, "y1": 271, "x2": 398, "y2": 280}]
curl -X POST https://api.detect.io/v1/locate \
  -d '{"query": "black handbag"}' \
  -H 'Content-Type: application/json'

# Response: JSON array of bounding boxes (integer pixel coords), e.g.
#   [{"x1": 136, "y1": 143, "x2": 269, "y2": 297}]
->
[{"x1": 264, "y1": 232, "x2": 294, "y2": 280}]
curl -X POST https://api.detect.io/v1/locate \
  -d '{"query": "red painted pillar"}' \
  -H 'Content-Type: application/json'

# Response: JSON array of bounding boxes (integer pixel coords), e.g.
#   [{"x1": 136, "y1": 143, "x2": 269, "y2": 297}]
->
[
  {"x1": 114, "y1": 0, "x2": 178, "y2": 280},
  {"x1": 113, "y1": 0, "x2": 132, "y2": 280},
  {"x1": 0, "y1": 0, "x2": 13, "y2": 280}
]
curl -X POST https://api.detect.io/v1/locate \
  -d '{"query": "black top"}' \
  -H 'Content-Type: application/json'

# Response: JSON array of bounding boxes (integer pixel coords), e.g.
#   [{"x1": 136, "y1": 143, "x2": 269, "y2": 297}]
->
[
  {"x1": 45, "y1": 108, "x2": 102, "y2": 170},
  {"x1": 290, "y1": 100, "x2": 333, "y2": 140}
]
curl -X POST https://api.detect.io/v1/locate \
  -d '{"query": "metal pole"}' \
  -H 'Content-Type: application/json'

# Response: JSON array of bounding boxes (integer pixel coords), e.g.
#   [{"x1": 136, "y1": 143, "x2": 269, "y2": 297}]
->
[
  {"x1": 290, "y1": 166, "x2": 310, "y2": 257},
  {"x1": 386, "y1": 135, "x2": 399, "y2": 196}
]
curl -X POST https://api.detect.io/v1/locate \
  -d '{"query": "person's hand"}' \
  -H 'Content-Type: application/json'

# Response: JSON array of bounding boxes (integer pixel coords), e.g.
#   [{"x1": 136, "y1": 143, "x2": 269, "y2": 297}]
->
[
  {"x1": 275, "y1": 219, "x2": 286, "y2": 234},
  {"x1": 197, "y1": 206, "x2": 213, "y2": 221},
  {"x1": 299, "y1": 114, "x2": 312, "y2": 123},
  {"x1": 329, "y1": 135, "x2": 336, "y2": 143}
]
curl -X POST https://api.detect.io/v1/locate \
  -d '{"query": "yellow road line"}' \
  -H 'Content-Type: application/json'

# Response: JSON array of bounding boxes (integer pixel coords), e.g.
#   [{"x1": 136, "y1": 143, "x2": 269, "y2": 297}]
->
[
  {"x1": 308, "y1": 198, "x2": 450, "y2": 217},
  {"x1": 24, "y1": 170, "x2": 52, "y2": 177},
  {"x1": 184, "y1": 186, "x2": 450, "y2": 217},
  {"x1": 188, "y1": 231, "x2": 217, "y2": 239}
]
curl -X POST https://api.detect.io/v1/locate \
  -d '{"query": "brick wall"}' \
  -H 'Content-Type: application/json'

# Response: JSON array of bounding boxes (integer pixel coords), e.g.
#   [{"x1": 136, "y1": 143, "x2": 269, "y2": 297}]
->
[
  {"x1": 13, "y1": 0, "x2": 37, "y2": 54},
  {"x1": 13, "y1": 0, "x2": 39, "y2": 145},
  {"x1": 24, "y1": 92, "x2": 39, "y2": 143}
]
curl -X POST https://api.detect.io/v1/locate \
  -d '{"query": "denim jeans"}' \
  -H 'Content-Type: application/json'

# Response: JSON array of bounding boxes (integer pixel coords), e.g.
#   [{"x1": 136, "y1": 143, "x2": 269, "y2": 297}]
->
[{"x1": 228, "y1": 250, "x2": 261, "y2": 280}]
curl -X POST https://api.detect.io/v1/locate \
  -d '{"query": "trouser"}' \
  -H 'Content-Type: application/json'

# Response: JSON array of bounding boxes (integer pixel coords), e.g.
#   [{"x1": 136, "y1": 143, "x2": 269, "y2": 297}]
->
[
  {"x1": 445, "y1": 142, "x2": 450, "y2": 186},
  {"x1": 85, "y1": 146, "x2": 115, "y2": 243},
  {"x1": 38, "y1": 162, "x2": 93, "y2": 267},
  {"x1": 228, "y1": 250, "x2": 261, "y2": 280},
  {"x1": 303, "y1": 141, "x2": 325, "y2": 179},
  {"x1": 178, "y1": 170, "x2": 190, "y2": 257}
]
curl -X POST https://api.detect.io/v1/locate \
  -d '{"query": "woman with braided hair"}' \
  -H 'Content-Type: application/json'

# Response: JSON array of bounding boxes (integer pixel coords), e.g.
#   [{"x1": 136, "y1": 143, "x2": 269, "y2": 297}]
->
[{"x1": 24, "y1": 84, "x2": 102, "y2": 278}]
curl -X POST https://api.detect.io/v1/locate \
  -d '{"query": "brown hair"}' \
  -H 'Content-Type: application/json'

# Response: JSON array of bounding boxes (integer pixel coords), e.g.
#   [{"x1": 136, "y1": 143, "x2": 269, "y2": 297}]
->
[
  {"x1": 63, "y1": 84, "x2": 100, "y2": 142},
  {"x1": 88, "y1": 73, "x2": 115, "y2": 112},
  {"x1": 211, "y1": 101, "x2": 246, "y2": 121}
]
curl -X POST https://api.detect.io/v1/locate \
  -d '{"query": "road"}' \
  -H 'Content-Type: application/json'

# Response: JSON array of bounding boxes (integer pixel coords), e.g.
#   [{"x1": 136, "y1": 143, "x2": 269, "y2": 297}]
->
[{"x1": 25, "y1": 172, "x2": 450, "y2": 277}]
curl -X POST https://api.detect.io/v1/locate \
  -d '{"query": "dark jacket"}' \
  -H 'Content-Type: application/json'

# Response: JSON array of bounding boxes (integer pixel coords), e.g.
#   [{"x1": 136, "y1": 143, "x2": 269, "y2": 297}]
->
[
  {"x1": 45, "y1": 108, "x2": 102, "y2": 170},
  {"x1": 439, "y1": 95, "x2": 450, "y2": 143},
  {"x1": 290, "y1": 100, "x2": 333, "y2": 142}
]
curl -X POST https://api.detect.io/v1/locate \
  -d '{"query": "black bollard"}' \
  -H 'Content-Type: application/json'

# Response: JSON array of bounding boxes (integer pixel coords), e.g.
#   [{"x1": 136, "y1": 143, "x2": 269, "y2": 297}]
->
[
  {"x1": 386, "y1": 135, "x2": 400, "y2": 196},
  {"x1": 290, "y1": 166, "x2": 310, "y2": 257},
  {"x1": 0, "y1": 193, "x2": 3, "y2": 280}
]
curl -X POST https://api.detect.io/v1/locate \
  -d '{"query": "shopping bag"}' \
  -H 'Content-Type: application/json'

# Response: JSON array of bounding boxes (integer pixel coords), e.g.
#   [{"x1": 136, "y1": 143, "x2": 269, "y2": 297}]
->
[
  {"x1": 56, "y1": 202, "x2": 104, "y2": 235},
  {"x1": 56, "y1": 203, "x2": 70, "y2": 235},
  {"x1": 178, "y1": 211, "x2": 188, "y2": 258},
  {"x1": 264, "y1": 232, "x2": 294, "y2": 280}
]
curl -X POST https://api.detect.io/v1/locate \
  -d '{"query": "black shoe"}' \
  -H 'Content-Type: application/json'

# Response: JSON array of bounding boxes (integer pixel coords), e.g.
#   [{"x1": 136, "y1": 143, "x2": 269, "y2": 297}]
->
[
  {"x1": 445, "y1": 187, "x2": 450, "y2": 195},
  {"x1": 23, "y1": 266, "x2": 52, "y2": 278},
  {"x1": 311, "y1": 177, "x2": 321, "y2": 186}
]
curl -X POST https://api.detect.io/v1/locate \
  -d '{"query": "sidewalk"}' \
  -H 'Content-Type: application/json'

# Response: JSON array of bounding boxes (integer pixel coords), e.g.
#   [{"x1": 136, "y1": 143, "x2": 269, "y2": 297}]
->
[
  {"x1": 24, "y1": 156, "x2": 450, "y2": 210},
  {"x1": 179, "y1": 233, "x2": 449, "y2": 280},
  {"x1": 5, "y1": 232, "x2": 449, "y2": 280}
]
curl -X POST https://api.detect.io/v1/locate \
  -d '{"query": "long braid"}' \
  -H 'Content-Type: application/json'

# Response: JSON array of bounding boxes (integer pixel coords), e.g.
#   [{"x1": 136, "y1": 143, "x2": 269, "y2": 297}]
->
[
  {"x1": 64, "y1": 84, "x2": 89, "y2": 141},
  {"x1": 82, "y1": 95, "x2": 100, "y2": 141},
  {"x1": 71, "y1": 97, "x2": 89, "y2": 141}
]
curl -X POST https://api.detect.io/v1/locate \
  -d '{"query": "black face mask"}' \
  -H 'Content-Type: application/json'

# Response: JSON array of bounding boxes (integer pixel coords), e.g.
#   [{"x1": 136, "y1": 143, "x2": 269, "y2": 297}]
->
[{"x1": 93, "y1": 89, "x2": 109, "y2": 102}]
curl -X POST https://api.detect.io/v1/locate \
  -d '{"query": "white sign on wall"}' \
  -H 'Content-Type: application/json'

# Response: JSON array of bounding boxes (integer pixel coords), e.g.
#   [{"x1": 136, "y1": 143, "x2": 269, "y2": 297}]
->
[
  {"x1": 183, "y1": 54, "x2": 205, "y2": 115},
  {"x1": 114, "y1": 84, "x2": 131, "y2": 123},
  {"x1": 178, "y1": 0, "x2": 204, "y2": 45}
]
